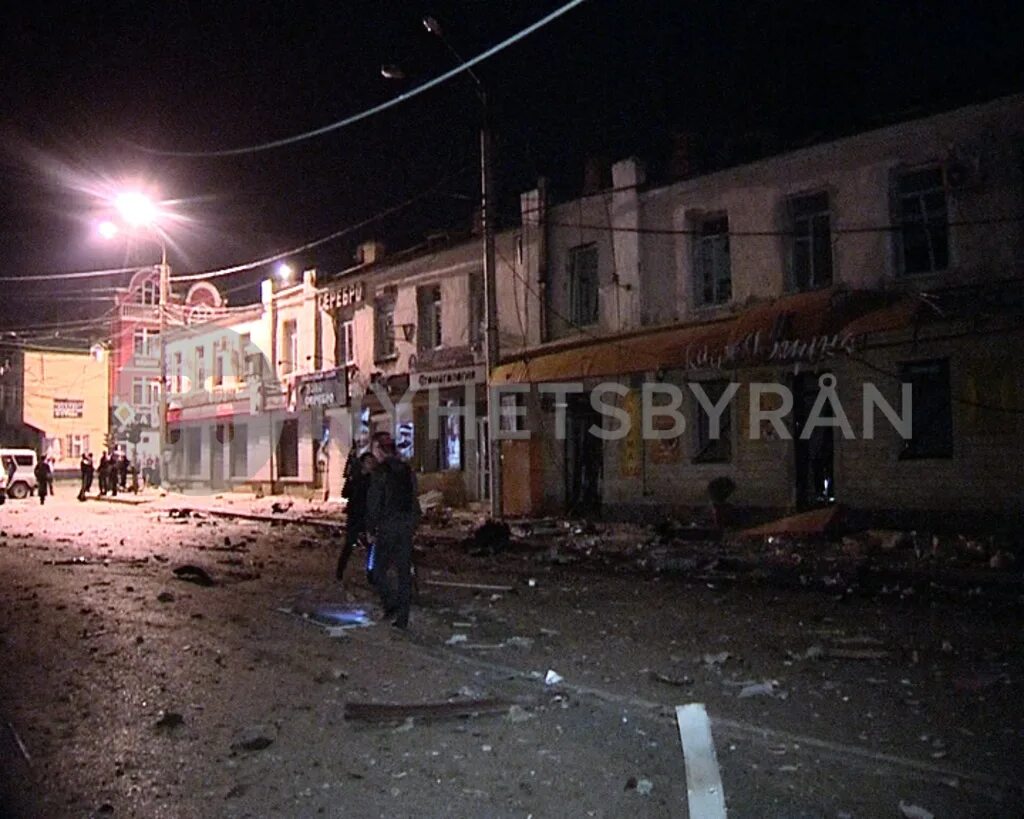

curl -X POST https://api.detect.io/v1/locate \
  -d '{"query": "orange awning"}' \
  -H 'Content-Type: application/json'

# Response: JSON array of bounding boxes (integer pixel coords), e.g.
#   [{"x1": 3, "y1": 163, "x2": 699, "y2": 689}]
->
[{"x1": 492, "y1": 288, "x2": 917, "y2": 384}]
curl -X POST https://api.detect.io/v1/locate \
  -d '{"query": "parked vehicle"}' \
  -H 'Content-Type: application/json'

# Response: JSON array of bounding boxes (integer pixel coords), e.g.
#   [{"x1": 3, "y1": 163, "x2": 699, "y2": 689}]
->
[{"x1": 0, "y1": 449, "x2": 39, "y2": 500}]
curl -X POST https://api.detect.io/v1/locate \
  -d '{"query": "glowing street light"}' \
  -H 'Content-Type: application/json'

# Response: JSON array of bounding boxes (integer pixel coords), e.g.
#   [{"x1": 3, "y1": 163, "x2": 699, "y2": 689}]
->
[
  {"x1": 275, "y1": 262, "x2": 295, "y2": 283},
  {"x1": 114, "y1": 191, "x2": 160, "y2": 227}
]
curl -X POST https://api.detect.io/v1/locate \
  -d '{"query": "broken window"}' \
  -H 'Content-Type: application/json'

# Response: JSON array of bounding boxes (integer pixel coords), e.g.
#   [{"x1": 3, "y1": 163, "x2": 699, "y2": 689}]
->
[
  {"x1": 374, "y1": 298, "x2": 396, "y2": 361},
  {"x1": 417, "y1": 285, "x2": 443, "y2": 351},
  {"x1": 694, "y1": 380, "x2": 733, "y2": 463},
  {"x1": 899, "y1": 359, "x2": 953, "y2": 459},
  {"x1": 280, "y1": 320, "x2": 298, "y2": 373},
  {"x1": 895, "y1": 167, "x2": 949, "y2": 275},
  {"x1": 694, "y1": 216, "x2": 731, "y2": 305},
  {"x1": 788, "y1": 192, "x2": 833, "y2": 290},
  {"x1": 568, "y1": 243, "x2": 599, "y2": 326}
]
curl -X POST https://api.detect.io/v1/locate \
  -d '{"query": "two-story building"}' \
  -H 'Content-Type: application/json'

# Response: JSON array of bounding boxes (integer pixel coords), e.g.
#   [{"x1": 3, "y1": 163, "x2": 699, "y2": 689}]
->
[
  {"x1": 315, "y1": 235, "x2": 524, "y2": 506},
  {"x1": 494, "y1": 93, "x2": 1024, "y2": 528},
  {"x1": 0, "y1": 341, "x2": 109, "y2": 474}
]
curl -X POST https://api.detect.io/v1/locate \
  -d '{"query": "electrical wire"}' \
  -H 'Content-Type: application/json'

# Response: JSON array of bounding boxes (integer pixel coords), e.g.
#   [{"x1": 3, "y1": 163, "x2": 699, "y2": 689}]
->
[
  {"x1": 136, "y1": 0, "x2": 591, "y2": 158},
  {"x1": 0, "y1": 264, "x2": 143, "y2": 283},
  {"x1": 169, "y1": 164, "x2": 474, "y2": 282}
]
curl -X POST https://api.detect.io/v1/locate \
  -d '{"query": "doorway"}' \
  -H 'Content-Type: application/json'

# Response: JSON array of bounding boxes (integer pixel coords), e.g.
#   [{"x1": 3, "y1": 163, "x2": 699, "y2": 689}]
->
[
  {"x1": 565, "y1": 394, "x2": 603, "y2": 516},
  {"x1": 211, "y1": 424, "x2": 226, "y2": 490},
  {"x1": 793, "y1": 371, "x2": 836, "y2": 508},
  {"x1": 476, "y1": 415, "x2": 490, "y2": 502}
]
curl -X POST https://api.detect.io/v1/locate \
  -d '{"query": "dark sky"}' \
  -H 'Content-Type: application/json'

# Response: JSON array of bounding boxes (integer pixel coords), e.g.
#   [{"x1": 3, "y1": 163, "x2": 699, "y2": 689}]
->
[{"x1": 2, "y1": 0, "x2": 1022, "y2": 332}]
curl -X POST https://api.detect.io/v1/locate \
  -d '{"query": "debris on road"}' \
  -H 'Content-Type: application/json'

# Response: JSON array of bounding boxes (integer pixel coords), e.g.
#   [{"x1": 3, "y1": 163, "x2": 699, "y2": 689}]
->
[
  {"x1": 172, "y1": 564, "x2": 217, "y2": 587},
  {"x1": 898, "y1": 800, "x2": 935, "y2": 819},
  {"x1": 703, "y1": 651, "x2": 732, "y2": 668},
  {"x1": 826, "y1": 648, "x2": 890, "y2": 661},
  {"x1": 676, "y1": 704, "x2": 727, "y2": 819},
  {"x1": 343, "y1": 698, "x2": 515, "y2": 724},
  {"x1": 424, "y1": 579, "x2": 514, "y2": 592},
  {"x1": 445, "y1": 634, "x2": 468, "y2": 646},
  {"x1": 156, "y1": 591, "x2": 175, "y2": 603},
  {"x1": 544, "y1": 669, "x2": 564, "y2": 686},
  {"x1": 738, "y1": 680, "x2": 780, "y2": 699},
  {"x1": 651, "y1": 670, "x2": 694, "y2": 687},
  {"x1": 154, "y1": 711, "x2": 185, "y2": 730},
  {"x1": 231, "y1": 727, "x2": 275, "y2": 752},
  {"x1": 5, "y1": 720, "x2": 32, "y2": 765}
]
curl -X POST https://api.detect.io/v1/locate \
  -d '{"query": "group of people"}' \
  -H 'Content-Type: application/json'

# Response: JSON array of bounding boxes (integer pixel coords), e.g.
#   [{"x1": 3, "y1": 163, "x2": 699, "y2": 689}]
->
[
  {"x1": 337, "y1": 431, "x2": 421, "y2": 630},
  {"x1": 77, "y1": 452, "x2": 146, "y2": 501}
]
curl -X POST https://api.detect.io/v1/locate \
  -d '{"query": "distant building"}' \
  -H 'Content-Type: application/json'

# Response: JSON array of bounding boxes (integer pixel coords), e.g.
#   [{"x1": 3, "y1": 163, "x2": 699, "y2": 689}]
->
[
  {"x1": 0, "y1": 343, "x2": 109, "y2": 472},
  {"x1": 109, "y1": 268, "x2": 225, "y2": 465}
]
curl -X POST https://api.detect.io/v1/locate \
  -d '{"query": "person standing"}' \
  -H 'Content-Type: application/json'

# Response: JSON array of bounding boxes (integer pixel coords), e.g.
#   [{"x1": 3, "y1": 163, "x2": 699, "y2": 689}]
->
[
  {"x1": 97, "y1": 452, "x2": 109, "y2": 496},
  {"x1": 78, "y1": 452, "x2": 94, "y2": 501},
  {"x1": 337, "y1": 451, "x2": 376, "y2": 583},
  {"x1": 118, "y1": 453, "x2": 129, "y2": 491},
  {"x1": 3, "y1": 456, "x2": 15, "y2": 489},
  {"x1": 45, "y1": 457, "x2": 55, "y2": 497},
  {"x1": 109, "y1": 453, "x2": 119, "y2": 497},
  {"x1": 34, "y1": 457, "x2": 51, "y2": 506},
  {"x1": 365, "y1": 431, "x2": 421, "y2": 629}
]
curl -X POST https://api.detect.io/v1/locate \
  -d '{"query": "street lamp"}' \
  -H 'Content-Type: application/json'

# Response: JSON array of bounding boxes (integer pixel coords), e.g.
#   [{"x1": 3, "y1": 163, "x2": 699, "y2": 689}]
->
[
  {"x1": 100, "y1": 190, "x2": 171, "y2": 480},
  {"x1": 419, "y1": 15, "x2": 502, "y2": 517}
]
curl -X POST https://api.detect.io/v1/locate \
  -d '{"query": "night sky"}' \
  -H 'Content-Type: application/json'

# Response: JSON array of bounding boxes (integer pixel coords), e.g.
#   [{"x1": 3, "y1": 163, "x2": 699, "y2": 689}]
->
[{"x1": 2, "y1": 0, "x2": 1022, "y2": 332}]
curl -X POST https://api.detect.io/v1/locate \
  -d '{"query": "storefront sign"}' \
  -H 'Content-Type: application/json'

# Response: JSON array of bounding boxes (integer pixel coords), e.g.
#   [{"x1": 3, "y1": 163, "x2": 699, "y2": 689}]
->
[
  {"x1": 53, "y1": 398, "x2": 84, "y2": 419},
  {"x1": 410, "y1": 364, "x2": 486, "y2": 390},
  {"x1": 298, "y1": 368, "x2": 348, "y2": 409},
  {"x1": 317, "y1": 282, "x2": 365, "y2": 312},
  {"x1": 684, "y1": 331, "x2": 856, "y2": 371}
]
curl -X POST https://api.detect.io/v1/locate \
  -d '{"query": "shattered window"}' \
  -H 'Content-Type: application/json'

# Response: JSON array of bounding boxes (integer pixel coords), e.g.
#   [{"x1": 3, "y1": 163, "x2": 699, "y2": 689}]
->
[
  {"x1": 695, "y1": 216, "x2": 731, "y2": 305},
  {"x1": 895, "y1": 167, "x2": 949, "y2": 275}
]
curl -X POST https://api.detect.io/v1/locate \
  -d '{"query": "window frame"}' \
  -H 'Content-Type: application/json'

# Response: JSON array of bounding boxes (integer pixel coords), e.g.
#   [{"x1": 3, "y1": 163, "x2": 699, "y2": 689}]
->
[
  {"x1": 374, "y1": 298, "x2": 397, "y2": 362},
  {"x1": 893, "y1": 166, "x2": 950, "y2": 277},
  {"x1": 417, "y1": 284, "x2": 443, "y2": 352},
  {"x1": 787, "y1": 191, "x2": 833, "y2": 291},
  {"x1": 567, "y1": 243, "x2": 599, "y2": 327},
  {"x1": 693, "y1": 215, "x2": 732, "y2": 306}
]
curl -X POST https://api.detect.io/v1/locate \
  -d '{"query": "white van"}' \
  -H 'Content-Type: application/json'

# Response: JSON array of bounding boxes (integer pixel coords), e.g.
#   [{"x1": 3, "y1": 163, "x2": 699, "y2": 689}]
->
[{"x1": 0, "y1": 449, "x2": 38, "y2": 500}]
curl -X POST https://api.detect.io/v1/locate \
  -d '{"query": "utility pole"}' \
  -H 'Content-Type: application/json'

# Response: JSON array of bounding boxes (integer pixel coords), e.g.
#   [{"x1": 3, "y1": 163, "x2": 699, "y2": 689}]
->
[
  {"x1": 479, "y1": 92, "x2": 503, "y2": 518},
  {"x1": 157, "y1": 243, "x2": 170, "y2": 484}
]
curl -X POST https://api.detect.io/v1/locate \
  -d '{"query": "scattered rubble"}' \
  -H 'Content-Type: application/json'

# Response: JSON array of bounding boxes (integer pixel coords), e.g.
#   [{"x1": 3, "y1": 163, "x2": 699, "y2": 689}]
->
[{"x1": 172, "y1": 564, "x2": 217, "y2": 587}]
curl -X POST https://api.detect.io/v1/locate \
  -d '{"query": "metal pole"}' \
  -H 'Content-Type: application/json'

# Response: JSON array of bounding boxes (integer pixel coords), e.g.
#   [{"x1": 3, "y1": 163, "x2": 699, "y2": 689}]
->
[
  {"x1": 157, "y1": 242, "x2": 170, "y2": 485},
  {"x1": 480, "y1": 92, "x2": 503, "y2": 518}
]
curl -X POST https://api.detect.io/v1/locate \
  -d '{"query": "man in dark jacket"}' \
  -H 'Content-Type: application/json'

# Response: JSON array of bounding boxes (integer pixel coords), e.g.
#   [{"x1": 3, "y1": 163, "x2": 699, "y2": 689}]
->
[
  {"x1": 34, "y1": 458, "x2": 51, "y2": 506},
  {"x1": 78, "y1": 452, "x2": 94, "y2": 501},
  {"x1": 97, "y1": 452, "x2": 109, "y2": 495},
  {"x1": 337, "y1": 451, "x2": 376, "y2": 582},
  {"x1": 365, "y1": 431, "x2": 420, "y2": 629}
]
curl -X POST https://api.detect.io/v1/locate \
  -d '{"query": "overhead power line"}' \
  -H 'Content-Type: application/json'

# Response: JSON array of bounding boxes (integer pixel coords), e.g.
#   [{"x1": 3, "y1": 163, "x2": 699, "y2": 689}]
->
[
  {"x1": 0, "y1": 264, "x2": 142, "y2": 284},
  {"x1": 136, "y1": 0, "x2": 590, "y2": 158},
  {"x1": 170, "y1": 163, "x2": 473, "y2": 282}
]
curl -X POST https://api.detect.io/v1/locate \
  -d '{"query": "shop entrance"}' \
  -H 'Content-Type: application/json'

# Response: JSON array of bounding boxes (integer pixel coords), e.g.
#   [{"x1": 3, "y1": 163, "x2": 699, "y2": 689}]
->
[
  {"x1": 793, "y1": 371, "x2": 836, "y2": 508},
  {"x1": 565, "y1": 394, "x2": 603, "y2": 515}
]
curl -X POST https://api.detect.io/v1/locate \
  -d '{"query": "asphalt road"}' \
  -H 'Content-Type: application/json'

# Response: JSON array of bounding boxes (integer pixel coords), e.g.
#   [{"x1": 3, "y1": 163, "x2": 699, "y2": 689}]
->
[{"x1": 0, "y1": 491, "x2": 1021, "y2": 818}]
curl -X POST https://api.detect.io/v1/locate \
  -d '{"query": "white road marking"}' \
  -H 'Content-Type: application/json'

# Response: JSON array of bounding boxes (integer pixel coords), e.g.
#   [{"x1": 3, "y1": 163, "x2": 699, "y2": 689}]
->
[{"x1": 676, "y1": 703, "x2": 728, "y2": 819}]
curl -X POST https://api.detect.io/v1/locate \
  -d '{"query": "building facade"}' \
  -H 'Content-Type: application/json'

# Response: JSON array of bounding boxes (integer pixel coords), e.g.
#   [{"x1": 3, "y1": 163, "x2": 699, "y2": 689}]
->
[
  {"x1": 494, "y1": 94, "x2": 1024, "y2": 527},
  {"x1": 0, "y1": 344, "x2": 110, "y2": 473}
]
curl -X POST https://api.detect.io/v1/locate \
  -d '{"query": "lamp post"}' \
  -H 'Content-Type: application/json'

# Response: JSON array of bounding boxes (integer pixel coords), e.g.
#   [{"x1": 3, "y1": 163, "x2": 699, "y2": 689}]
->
[
  {"x1": 102, "y1": 191, "x2": 172, "y2": 482},
  {"x1": 420, "y1": 15, "x2": 503, "y2": 518}
]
